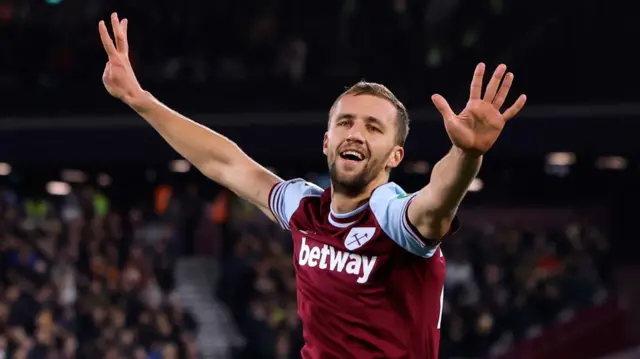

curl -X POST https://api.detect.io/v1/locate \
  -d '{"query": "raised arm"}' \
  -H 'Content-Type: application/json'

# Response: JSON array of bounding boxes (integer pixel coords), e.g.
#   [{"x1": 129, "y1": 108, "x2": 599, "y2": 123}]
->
[
  {"x1": 98, "y1": 13, "x2": 280, "y2": 217},
  {"x1": 133, "y1": 96, "x2": 281, "y2": 215},
  {"x1": 408, "y1": 63, "x2": 527, "y2": 240}
]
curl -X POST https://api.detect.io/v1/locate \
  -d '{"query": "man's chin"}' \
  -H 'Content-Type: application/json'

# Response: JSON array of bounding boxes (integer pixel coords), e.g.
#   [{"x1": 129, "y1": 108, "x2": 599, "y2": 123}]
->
[
  {"x1": 329, "y1": 160, "x2": 372, "y2": 193},
  {"x1": 334, "y1": 167, "x2": 363, "y2": 181}
]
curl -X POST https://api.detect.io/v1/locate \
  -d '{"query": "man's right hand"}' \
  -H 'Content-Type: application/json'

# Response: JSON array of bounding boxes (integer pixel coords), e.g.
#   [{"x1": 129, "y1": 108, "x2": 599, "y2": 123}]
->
[{"x1": 99, "y1": 13, "x2": 146, "y2": 108}]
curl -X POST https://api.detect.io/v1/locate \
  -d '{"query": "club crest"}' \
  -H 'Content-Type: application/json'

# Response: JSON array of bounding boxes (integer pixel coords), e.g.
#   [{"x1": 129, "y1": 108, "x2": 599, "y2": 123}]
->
[{"x1": 344, "y1": 227, "x2": 376, "y2": 250}]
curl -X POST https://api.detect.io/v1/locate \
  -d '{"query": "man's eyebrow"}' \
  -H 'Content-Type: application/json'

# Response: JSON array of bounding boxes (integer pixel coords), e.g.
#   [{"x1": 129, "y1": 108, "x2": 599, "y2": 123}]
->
[
  {"x1": 364, "y1": 116, "x2": 385, "y2": 128},
  {"x1": 336, "y1": 113, "x2": 355, "y2": 121}
]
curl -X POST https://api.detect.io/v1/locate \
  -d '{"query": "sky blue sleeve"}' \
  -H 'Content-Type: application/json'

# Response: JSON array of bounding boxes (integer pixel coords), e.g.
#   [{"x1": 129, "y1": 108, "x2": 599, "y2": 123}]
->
[
  {"x1": 268, "y1": 178, "x2": 323, "y2": 231},
  {"x1": 370, "y1": 184, "x2": 459, "y2": 258}
]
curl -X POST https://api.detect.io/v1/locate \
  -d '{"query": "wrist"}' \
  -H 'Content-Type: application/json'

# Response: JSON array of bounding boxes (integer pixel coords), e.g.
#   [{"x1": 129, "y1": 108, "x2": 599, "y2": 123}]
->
[
  {"x1": 125, "y1": 90, "x2": 155, "y2": 113},
  {"x1": 451, "y1": 146, "x2": 483, "y2": 161}
]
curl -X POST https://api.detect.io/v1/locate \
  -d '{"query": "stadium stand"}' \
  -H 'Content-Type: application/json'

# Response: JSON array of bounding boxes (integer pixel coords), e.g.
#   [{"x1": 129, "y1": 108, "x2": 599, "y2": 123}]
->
[{"x1": 0, "y1": 184, "x2": 200, "y2": 359}]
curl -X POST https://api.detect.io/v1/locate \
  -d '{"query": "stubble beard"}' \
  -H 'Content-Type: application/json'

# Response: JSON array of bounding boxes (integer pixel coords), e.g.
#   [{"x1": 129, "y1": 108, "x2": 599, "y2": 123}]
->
[{"x1": 329, "y1": 158, "x2": 383, "y2": 197}]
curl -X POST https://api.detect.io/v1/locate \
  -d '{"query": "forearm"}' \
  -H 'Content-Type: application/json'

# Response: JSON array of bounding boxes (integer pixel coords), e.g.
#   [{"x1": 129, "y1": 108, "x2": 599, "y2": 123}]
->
[
  {"x1": 128, "y1": 92, "x2": 281, "y2": 214},
  {"x1": 425, "y1": 146, "x2": 482, "y2": 215},
  {"x1": 130, "y1": 92, "x2": 245, "y2": 179},
  {"x1": 407, "y1": 147, "x2": 481, "y2": 239}
]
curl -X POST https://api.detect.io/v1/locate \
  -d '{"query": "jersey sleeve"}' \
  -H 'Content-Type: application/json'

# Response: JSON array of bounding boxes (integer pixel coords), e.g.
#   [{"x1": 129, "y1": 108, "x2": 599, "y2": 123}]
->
[
  {"x1": 370, "y1": 184, "x2": 460, "y2": 258},
  {"x1": 268, "y1": 178, "x2": 323, "y2": 231}
]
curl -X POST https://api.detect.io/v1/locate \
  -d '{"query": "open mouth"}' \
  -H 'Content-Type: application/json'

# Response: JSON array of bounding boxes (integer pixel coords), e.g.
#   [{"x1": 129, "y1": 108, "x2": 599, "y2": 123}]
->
[{"x1": 339, "y1": 150, "x2": 365, "y2": 162}]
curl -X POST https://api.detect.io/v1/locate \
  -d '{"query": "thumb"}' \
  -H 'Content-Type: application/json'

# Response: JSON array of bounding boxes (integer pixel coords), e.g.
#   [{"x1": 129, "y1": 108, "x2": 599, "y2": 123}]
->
[{"x1": 431, "y1": 94, "x2": 456, "y2": 120}]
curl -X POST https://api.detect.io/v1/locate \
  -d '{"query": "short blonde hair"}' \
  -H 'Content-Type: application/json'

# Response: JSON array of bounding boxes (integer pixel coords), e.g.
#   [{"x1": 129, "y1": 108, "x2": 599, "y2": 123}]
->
[{"x1": 329, "y1": 81, "x2": 410, "y2": 146}]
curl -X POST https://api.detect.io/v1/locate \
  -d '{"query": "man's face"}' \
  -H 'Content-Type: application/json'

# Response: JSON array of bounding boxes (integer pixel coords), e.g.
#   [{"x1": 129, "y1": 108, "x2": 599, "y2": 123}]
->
[{"x1": 324, "y1": 94, "x2": 404, "y2": 194}]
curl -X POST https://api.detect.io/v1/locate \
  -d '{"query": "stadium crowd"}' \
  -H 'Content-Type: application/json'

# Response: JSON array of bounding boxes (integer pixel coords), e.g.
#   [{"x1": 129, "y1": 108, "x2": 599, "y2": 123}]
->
[{"x1": 0, "y1": 184, "x2": 199, "y2": 359}]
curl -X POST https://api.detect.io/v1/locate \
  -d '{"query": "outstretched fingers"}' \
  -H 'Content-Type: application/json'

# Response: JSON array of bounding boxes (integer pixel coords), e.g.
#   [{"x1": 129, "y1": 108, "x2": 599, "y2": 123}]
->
[
  {"x1": 492, "y1": 72, "x2": 514, "y2": 109},
  {"x1": 117, "y1": 18, "x2": 129, "y2": 54},
  {"x1": 98, "y1": 20, "x2": 117, "y2": 57},
  {"x1": 469, "y1": 63, "x2": 485, "y2": 100},
  {"x1": 502, "y1": 94, "x2": 527, "y2": 121},
  {"x1": 99, "y1": 13, "x2": 129, "y2": 57},
  {"x1": 110, "y1": 13, "x2": 128, "y2": 54},
  {"x1": 122, "y1": 18, "x2": 129, "y2": 39},
  {"x1": 483, "y1": 64, "x2": 507, "y2": 103}
]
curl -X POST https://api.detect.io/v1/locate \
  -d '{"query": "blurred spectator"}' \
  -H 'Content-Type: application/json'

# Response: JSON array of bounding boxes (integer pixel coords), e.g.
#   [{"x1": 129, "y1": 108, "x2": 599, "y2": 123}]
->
[
  {"x1": 0, "y1": 185, "x2": 198, "y2": 359},
  {"x1": 438, "y1": 223, "x2": 611, "y2": 358}
]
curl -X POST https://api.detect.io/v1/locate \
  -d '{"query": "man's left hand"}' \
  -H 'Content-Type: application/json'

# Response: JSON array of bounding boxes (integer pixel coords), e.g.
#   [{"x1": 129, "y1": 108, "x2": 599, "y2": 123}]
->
[{"x1": 432, "y1": 63, "x2": 527, "y2": 157}]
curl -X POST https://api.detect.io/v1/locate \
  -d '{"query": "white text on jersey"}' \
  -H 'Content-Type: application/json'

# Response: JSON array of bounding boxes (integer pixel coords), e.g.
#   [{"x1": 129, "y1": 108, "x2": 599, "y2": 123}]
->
[{"x1": 298, "y1": 237, "x2": 377, "y2": 284}]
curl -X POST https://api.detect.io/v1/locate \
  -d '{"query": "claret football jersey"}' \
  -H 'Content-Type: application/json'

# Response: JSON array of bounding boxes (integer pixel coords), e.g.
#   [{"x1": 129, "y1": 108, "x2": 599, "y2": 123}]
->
[{"x1": 268, "y1": 179, "x2": 459, "y2": 359}]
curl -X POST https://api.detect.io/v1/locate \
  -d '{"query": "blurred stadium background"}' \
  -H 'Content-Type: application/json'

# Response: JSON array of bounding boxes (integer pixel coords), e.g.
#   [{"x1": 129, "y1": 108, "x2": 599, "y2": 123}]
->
[{"x1": 0, "y1": 0, "x2": 637, "y2": 359}]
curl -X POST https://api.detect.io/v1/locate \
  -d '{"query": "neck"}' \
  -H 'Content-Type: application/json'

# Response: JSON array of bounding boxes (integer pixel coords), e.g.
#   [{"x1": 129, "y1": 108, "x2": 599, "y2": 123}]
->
[
  {"x1": 330, "y1": 191, "x2": 370, "y2": 214},
  {"x1": 330, "y1": 176, "x2": 387, "y2": 214}
]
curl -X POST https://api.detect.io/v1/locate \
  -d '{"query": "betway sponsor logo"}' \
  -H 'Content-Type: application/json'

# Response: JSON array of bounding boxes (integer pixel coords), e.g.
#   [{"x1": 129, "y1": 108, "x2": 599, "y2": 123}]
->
[{"x1": 298, "y1": 237, "x2": 377, "y2": 284}]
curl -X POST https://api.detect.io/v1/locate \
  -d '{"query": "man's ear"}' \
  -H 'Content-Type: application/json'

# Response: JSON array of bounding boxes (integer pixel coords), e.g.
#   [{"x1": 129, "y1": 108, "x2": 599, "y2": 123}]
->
[
  {"x1": 386, "y1": 146, "x2": 404, "y2": 169},
  {"x1": 323, "y1": 132, "x2": 329, "y2": 156}
]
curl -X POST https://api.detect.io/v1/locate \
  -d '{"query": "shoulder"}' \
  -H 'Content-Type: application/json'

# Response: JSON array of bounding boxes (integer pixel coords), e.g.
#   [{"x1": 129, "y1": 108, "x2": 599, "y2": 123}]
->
[
  {"x1": 270, "y1": 178, "x2": 324, "y2": 203},
  {"x1": 369, "y1": 182, "x2": 412, "y2": 212},
  {"x1": 269, "y1": 178, "x2": 323, "y2": 230},
  {"x1": 368, "y1": 182, "x2": 414, "y2": 237},
  {"x1": 367, "y1": 182, "x2": 443, "y2": 258}
]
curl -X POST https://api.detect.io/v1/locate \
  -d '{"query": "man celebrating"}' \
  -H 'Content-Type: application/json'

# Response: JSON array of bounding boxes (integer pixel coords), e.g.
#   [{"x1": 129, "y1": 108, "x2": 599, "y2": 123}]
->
[{"x1": 98, "y1": 13, "x2": 526, "y2": 358}]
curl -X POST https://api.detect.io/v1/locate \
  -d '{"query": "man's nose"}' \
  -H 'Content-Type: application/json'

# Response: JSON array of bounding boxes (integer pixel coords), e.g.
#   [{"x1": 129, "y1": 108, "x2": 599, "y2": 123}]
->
[{"x1": 346, "y1": 122, "x2": 366, "y2": 143}]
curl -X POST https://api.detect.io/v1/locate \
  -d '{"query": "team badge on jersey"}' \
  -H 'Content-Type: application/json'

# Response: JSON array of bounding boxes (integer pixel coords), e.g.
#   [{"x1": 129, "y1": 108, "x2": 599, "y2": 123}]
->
[{"x1": 344, "y1": 227, "x2": 376, "y2": 250}]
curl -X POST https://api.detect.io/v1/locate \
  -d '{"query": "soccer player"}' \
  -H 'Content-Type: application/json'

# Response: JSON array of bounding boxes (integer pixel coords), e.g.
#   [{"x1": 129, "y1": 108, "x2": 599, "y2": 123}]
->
[{"x1": 98, "y1": 13, "x2": 526, "y2": 358}]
